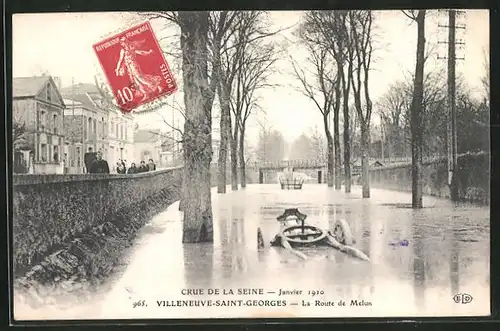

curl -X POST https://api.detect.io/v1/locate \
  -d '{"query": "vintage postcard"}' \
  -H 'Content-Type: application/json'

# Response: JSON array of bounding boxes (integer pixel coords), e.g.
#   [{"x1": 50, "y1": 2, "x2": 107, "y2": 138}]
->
[{"x1": 11, "y1": 10, "x2": 490, "y2": 321}]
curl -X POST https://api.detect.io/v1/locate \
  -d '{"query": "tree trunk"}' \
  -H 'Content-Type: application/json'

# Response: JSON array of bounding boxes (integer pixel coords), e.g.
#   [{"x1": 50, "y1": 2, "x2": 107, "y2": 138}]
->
[
  {"x1": 238, "y1": 127, "x2": 246, "y2": 188},
  {"x1": 323, "y1": 116, "x2": 334, "y2": 187},
  {"x1": 361, "y1": 123, "x2": 370, "y2": 198},
  {"x1": 229, "y1": 124, "x2": 239, "y2": 191},
  {"x1": 179, "y1": 11, "x2": 213, "y2": 243},
  {"x1": 217, "y1": 81, "x2": 230, "y2": 194},
  {"x1": 342, "y1": 76, "x2": 351, "y2": 193},
  {"x1": 411, "y1": 10, "x2": 426, "y2": 209},
  {"x1": 334, "y1": 106, "x2": 342, "y2": 190}
]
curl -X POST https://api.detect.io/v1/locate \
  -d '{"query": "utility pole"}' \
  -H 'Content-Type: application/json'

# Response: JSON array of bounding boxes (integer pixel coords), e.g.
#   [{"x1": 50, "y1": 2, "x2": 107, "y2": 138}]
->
[{"x1": 438, "y1": 9, "x2": 465, "y2": 202}]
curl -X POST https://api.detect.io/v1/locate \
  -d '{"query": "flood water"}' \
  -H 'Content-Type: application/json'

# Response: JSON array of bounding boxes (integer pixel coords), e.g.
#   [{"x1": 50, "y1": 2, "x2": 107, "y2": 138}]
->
[{"x1": 14, "y1": 184, "x2": 490, "y2": 320}]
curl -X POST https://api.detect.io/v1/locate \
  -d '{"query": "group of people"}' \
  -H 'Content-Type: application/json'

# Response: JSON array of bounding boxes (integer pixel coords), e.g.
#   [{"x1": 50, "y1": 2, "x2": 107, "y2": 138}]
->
[
  {"x1": 115, "y1": 159, "x2": 156, "y2": 174},
  {"x1": 84, "y1": 149, "x2": 110, "y2": 174},
  {"x1": 83, "y1": 147, "x2": 157, "y2": 175}
]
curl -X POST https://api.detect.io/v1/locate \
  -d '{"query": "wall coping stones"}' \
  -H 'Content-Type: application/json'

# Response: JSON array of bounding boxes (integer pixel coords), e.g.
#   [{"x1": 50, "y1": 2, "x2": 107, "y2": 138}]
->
[{"x1": 12, "y1": 166, "x2": 184, "y2": 186}]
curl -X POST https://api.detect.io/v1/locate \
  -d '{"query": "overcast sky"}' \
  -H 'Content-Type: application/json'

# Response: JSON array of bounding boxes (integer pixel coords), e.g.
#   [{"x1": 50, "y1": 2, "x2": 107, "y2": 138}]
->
[{"x1": 13, "y1": 10, "x2": 489, "y2": 144}]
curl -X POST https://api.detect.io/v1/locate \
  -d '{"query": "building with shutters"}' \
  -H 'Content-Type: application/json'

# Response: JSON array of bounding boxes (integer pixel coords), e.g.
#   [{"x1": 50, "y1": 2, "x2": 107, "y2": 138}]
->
[
  {"x1": 61, "y1": 94, "x2": 109, "y2": 173},
  {"x1": 60, "y1": 83, "x2": 134, "y2": 173},
  {"x1": 13, "y1": 75, "x2": 66, "y2": 174}
]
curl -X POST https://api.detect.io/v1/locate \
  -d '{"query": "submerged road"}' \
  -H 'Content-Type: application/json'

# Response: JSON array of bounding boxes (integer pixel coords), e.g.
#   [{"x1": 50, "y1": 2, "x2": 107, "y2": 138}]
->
[{"x1": 14, "y1": 184, "x2": 490, "y2": 320}]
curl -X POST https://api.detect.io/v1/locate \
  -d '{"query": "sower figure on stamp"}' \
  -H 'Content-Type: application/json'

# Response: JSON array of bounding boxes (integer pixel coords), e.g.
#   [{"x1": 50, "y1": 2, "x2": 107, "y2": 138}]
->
[{"x1": 114, "y1": 37, "x2": 162, "y2": 102}]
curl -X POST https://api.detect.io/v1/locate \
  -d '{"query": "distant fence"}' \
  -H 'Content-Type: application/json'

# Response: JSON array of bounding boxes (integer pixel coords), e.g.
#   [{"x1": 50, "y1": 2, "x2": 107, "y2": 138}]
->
[{"x1": 210, "y1": 156, "x2": 441, "y2": 172}]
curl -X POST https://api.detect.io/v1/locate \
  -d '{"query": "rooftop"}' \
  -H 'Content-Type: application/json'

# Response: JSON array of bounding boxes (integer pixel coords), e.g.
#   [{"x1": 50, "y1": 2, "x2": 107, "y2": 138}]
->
[
  {"x1": 60, "y1": 83, "x2": 101, "y2": 95},
  {"x1": 13, "y1": 76, "x2": 51, "y2": 98},
  {"x1": 62, "y1": 93, "x2": 98, "y2": 111},
  {"x1": 62, "y1": 99, "x2": 84, "y2": 106}
]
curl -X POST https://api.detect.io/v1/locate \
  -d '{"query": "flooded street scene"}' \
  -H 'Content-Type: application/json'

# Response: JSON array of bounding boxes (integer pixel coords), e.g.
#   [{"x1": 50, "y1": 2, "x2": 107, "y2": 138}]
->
[
  {"x1": 11, "y1": 9, "x2": 489, "y2": 322},
  {"x1": 14, "y1": 185, "x2": 489, "y2": 319}
]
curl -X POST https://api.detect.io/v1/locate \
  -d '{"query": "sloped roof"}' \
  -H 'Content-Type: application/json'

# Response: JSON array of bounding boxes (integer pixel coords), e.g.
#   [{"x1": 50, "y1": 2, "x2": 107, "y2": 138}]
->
[
  {"x1": 60, "y1": 83, "x2": 100, "y2": 95},
  {"x1": 13, "y1": 76, "x2": 51, "y2": 98},
  {"x1": 134, "y1": 129, "x2": 162, "y2": 143},
  {"x1": 63, "y1": 93, "x2": 97, "y2": 110},
  {"x1": 63, "y1": 98, "x2": 84, "y2": 106}
]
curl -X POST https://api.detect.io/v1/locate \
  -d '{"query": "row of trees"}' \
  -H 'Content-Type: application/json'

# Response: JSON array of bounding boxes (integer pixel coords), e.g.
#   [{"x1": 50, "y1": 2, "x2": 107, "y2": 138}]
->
[
  {"x1": 291, "y1": 10, "x2": 489, "y2": 208},
  {"x1": 142, "y1": 10, "x2": 488, "y2": 242},
  {"x1": 287, "y1": 127, "x2": 327, "y2": 161},
  {"x1": 377, "y1": 71, "x2": 489, "y2": 160},
  {"x1": 290, "y1": 10, "x2": 375, "y2": 197},
  {"x1": 255, "y1": 123, "x2": 287, "y2": 163},
  {"x1": 150, "y1": 11, "x2": 281, "y2": 243}
]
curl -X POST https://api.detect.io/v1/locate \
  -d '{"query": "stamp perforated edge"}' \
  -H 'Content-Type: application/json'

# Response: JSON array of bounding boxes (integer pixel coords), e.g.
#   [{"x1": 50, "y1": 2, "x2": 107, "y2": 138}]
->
[{"x1": 92, "y1": 15, "x2": 178, "y2": 114}]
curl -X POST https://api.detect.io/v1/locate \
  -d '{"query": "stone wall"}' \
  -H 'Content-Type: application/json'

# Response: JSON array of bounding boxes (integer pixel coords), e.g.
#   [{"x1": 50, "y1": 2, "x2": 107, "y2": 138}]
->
[
  {"x1": 369, "y1": 152, "x2": 490, "y2": 205},
  {"x1": 12, "y1": 167, "x2": 185, "y2": 276}
]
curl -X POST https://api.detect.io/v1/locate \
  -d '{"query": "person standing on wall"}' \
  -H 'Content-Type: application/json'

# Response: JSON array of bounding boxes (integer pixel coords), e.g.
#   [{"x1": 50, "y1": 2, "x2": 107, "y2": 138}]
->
[
  {"x1": 116, "y1": 161, "x2": 127, "y2": 174},
  {"x1": 89, "y1": 150, "x2": 110, "y2": 174},
  {"x1": 84, "y1": 147, "x2": 97, "y2": 174},
  {"x1": 148, "y1": 158, "x2": 156, "y2": 171},
  {"x1": 138, "y1": 160, "x2": 149, "y2": 173}
]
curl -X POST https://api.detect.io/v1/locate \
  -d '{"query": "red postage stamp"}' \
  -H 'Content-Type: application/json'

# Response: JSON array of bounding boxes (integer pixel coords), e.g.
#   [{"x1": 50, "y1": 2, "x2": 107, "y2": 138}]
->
[{"x1": 93, "y1": 21, "x2": 177, "y2": 113}]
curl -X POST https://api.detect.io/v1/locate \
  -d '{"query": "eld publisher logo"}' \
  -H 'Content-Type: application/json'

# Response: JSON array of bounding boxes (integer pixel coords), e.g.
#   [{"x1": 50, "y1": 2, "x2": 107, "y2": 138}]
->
[{"x1": 453, "y1": 293, "x2": 473, "y2": 304}]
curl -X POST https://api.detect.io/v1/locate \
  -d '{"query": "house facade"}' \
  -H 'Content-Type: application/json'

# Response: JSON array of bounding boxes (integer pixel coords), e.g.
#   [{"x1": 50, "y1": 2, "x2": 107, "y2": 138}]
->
[
  {"x1": 61, "y1": 91, "x2": 109, "y2": 173},
  {"x1": 133, "y1": 129, "x2": 170, "y2": 168},
  {"x1": 60, "y1": 83, "x2": 134, "y2": 173},
  {"x1": 107, "y1": 108, "x2": 134, "y2": 171},
  {"x1": 13, "y1": 76, "x2": 66, "y2": 174},
  {"x1": 62, "y1": 95, "x2": 110, "y2": 173}
]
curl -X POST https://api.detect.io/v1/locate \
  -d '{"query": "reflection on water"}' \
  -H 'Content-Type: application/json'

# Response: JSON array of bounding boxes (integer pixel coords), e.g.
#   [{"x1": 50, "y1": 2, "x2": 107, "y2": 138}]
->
[
  {"x1": 412, "y1": 226, "x2": 426, "y2": 310},
  {"x1": 15, "y1": 184, "x2": 490, "y2": 320}
]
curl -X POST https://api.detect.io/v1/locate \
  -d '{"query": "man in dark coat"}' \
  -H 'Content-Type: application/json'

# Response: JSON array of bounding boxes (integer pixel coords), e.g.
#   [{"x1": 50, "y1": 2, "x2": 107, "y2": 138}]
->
[
  {"x1": 127, "y1": 162, "x2": 138, "y2": 174},
  {"x1": 138, "y1": 160, "x2": 149, "y2": 173},
  {"x1": 84, "y1": 147, "x2": 97, "y2": 173},
  {"x1": 89, "y1": 151, "x2": 110, "y2": 174}
]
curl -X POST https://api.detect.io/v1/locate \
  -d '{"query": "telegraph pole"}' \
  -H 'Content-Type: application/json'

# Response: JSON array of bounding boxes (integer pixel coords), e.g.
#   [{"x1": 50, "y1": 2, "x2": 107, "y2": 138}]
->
[
  {"x1": 438, "y1": 9, "x2": 465, "y2": 201},
  {"x1": 448, "y1": 10, "x2": 459, "y2": 201}
]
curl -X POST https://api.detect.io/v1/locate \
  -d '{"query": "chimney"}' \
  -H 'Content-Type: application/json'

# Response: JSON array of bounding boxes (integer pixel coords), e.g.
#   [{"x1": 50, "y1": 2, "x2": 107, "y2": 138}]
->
[{"x1": 53, "y1": 76, "x2": 62, "y2": 90}]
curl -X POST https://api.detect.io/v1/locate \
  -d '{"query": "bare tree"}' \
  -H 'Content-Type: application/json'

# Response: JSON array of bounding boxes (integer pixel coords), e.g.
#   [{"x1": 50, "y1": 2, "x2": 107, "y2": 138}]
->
[
  {"x1": 289, "y1": 134, "x2": 319, "y2": 160},
  {"x1": 233, "y1": 41, "x2": 278, "y2": 188},
  {"x1": 218, "y1": 11, "x2": 282, "y2": 191},
  {"x1": 143, "y1": 11, "x2": 237, "y2": 194},
  {"x1": 480, "y1": 47, "x2": 490, "y2": 104},
  {"x1": 377, "y1": 81, "x2": 409, "y2": 158},
  {"x1": 177, "y1": 11, "x2": 214, "y2": 242},
  {"x1": 325, "y1": 11, "x2": 354, "y2": 193},
  {"x1": 309, "y1": 125, "x2": 327, "y2": 162},
  {"x1": 13, "y1": 122, "x2": 27, "y2": 150},
  {"x1": 402, "y1": 9, "x2": 426, "y2": 208},
  {"x1": 255, "y1": 120, "x2": 286, "y2": 163},
  {"x1": 207, "y1": 11, "x2": 240, "y2": 194},
  {"x1": 298, "y1": 11, "x2": 348, "y2": 190},
  {"x1": 291, "y1": 26, "x2": 339, "y2": 187},
  {"x1": 219, "y1": 12, "x2": 258, "y2": 191},
  {"x1": 348, "y1": 10, "x2": 375, "y2": 198}
]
